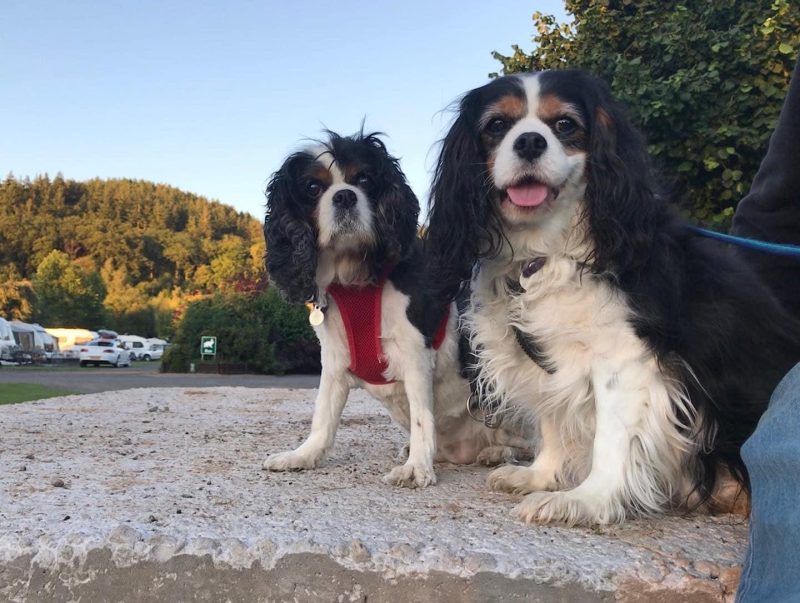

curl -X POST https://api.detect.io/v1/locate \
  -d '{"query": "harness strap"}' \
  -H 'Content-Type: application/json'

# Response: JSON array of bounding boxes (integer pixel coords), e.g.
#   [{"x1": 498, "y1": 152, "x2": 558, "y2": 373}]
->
[
  {"x1": 327, "y1": 278, "x2": 451, "y2": 386},
  {"x1": 431, "y1": 307, "x2": 449, "y2": 349},
  {"x1": 328, "y1": 277, "x2": 392, "y2": 385}
]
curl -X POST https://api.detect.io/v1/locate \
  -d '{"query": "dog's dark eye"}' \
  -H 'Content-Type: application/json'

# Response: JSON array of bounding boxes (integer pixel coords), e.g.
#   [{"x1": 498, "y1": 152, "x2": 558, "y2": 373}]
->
[
  {"x1": 306, "y1": 181, "x2": 323, "y2": 199},
  {"x1": 486, "y1": 118, "x2": 508, "y2": 135},
  {"x1": 555, "y1": 118, "x2": 577, "y2": 134},
  {"x1": 355, "y1": 173, "x2": 372, "y2": 188}
]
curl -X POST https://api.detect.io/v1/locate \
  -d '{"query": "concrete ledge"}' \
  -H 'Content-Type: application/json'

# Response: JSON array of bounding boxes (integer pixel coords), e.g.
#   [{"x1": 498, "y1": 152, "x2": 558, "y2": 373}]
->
[{"x1": 0, "y1": 388, "x2": 746, "y2": 601}]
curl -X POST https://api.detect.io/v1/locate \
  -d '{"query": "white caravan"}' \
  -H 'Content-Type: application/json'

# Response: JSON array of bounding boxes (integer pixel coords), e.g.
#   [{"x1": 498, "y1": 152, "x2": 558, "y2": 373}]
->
[
  {"x1": 118, "y1": 334, "x2": 149, "y2": 359},
  {"x1": 0, "y1": 317, "x2": 21, "y2": 362}
]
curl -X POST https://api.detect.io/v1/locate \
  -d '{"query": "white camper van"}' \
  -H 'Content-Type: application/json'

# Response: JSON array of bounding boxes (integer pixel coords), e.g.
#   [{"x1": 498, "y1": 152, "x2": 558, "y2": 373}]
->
[
  {"x1": 31, "y1": 324, "x2": 59, "y2": 360},
  {"x1": 9, "y1": 321, "x2": 59, "y2": 362},
  {"x1": 118, "y1": 334, "x2": 149, "y2": 360},
  {"x1": 45, "y1": 328, "x2": 96, "y2": 358},
  {"x1": 0, "y1": 317, "x2": 21, "y2": 362}
]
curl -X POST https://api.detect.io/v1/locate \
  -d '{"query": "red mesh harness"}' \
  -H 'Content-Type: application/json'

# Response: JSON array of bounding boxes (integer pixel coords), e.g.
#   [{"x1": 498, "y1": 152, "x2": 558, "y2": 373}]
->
[{"x1": 327, "y1": 274, "x2": 450, "y2": 385}]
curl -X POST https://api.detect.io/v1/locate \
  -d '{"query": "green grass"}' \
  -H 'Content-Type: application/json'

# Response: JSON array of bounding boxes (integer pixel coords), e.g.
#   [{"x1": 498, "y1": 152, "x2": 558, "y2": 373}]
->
[
  {"x1": 2, "y1": 363, "x2": 84, "y2": 371},
  {"x1": 1, "y1": 359, "x2": 159, "y2": 371},
  {"x1": 0, "y1": 383, "x2": 77, "y2": 405}
]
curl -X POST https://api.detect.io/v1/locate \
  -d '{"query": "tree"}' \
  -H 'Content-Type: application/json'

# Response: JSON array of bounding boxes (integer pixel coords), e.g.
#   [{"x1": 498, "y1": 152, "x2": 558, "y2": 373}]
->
[
  {"x1": 32, "y1": 250, "x2": 106, "y2": 327},
  {"x1": 0, "y1": 174, "x2": 265, "y2": 334},
  {"x1": 0, "y1": 265, "x2": 34, "y2": 320},
  {"x1": 101, "y1": 260, "x2": 157, "y2": 336},
  {"x1": 493, "y1": 0, "x2": 800, "y2": 226},
  {"x1": 0, "y1": 273, "x2": 37, "y2": 321}
]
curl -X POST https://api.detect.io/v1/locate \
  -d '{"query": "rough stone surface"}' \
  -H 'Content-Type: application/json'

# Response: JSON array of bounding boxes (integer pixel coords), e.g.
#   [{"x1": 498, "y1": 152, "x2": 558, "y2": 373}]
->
[{"x1": 0, "y1": 387, "x2": 747, "y2": 601}]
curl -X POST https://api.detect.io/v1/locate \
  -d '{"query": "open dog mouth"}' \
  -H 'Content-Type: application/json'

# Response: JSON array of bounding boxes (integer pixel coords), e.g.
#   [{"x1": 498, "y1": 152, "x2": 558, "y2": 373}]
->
[{"x1": 503, "y1": 176, "x2": 559, "y2": 209}]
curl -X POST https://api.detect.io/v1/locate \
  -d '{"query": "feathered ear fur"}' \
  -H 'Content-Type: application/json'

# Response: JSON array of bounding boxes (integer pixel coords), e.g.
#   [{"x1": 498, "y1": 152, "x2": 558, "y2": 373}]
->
[
  {"x1": 581, "y1": 74, "x2": 660, "y2": 274},
  {"x1": 367, "y1": 134, "x2": 420, "y2": 265},
  {"x1": 264, "y1": 153, "x2": 318, "y2": 304},
  {"x1": 425, "y1": 91, "x2": 504, "y2": 307}
]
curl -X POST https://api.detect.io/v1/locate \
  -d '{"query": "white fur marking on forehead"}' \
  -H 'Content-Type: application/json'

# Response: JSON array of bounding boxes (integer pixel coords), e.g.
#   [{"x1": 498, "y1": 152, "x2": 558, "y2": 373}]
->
[
  {"x1": 516, "y1": 73, "x2": 542, "y2": 118},
  {"x1": 312, "y1": 150, "x2": 345, "y2": 183}
]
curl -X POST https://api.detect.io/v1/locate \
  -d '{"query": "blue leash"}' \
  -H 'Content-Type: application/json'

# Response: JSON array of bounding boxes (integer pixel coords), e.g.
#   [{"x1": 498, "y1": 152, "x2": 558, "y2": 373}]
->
[{"x1": 689, "y1": 226, "x2": 800, "y2": 258}]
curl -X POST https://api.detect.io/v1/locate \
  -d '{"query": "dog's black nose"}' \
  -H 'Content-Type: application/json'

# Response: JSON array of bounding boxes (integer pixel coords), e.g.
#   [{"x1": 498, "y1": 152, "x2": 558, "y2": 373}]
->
[
  {"x1": 513, "y1": 132, "x2": 548, "y2": 162},
  {"x1": 333, "y1": 189, "x2": 357, "y2": 209}
]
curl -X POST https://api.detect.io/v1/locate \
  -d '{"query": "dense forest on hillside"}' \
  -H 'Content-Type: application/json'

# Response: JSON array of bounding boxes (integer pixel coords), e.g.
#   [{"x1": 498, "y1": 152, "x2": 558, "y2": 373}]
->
[{"x1": 0, "y1": 174, "x2": 266, "y2": 336}]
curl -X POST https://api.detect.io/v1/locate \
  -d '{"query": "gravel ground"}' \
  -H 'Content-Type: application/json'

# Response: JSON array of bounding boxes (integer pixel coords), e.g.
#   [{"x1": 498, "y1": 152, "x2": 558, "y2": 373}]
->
[{"x1": 0, "y1": 387, "x2": 747, "y2": 601}]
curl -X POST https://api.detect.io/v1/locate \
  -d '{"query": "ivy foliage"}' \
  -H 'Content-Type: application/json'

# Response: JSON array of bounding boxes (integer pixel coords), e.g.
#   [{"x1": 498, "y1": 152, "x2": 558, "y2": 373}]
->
[{"x1": 493, "y1": 0, "x2": 799, "y2": 226}]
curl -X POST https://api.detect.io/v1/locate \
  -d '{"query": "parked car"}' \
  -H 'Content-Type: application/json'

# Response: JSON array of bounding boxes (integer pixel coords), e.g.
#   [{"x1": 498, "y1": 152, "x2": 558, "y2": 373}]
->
[
  {"x1": 137, "y1": 343, "x2": 166, "y2": 362},
  {"x1": 79, "y1": 340, "x2": 132, "y2": 367}
]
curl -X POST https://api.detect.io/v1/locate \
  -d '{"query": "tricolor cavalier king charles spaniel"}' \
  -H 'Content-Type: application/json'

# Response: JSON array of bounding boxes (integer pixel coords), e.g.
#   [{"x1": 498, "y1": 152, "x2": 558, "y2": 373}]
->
[
  {"x1": 263, "y1": 131, "x2": 531, "y2": 488},
  {"x1": 424, "y1": 70, "x2": 800, "y2": 524}
]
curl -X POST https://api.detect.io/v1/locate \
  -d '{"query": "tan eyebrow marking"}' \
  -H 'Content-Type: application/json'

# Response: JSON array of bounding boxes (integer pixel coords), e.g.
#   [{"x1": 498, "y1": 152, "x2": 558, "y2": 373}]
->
[
  {"x1": 480, "y1": 94, "x2": 527, "y2": 127},
  {"x1": 537, "y1": 94, "x2": 584, "y2": 126},
  {"x1": 343, "y1": 162, "x2": 368, "y2": 182},
  {"x1": 494, "y1": 94, "x2": 526, "y2": 118},
  {"x1": 309, "y1": 163, "x2": 333, "y2": 186}
]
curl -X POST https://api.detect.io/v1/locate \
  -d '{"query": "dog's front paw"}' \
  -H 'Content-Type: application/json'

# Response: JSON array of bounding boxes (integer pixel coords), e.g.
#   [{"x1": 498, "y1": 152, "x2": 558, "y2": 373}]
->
[
  {"x1": 487, "y1": 464, "x2": 557, "y2": 494},
  {"x1": 262, "y1": 449, "x2": 322, "y2": 472},
  {"x1": 513, "y1": 490, "x2": 624, "y2": 526},
  {"x1": 476, "y1": 445, "x2": 519, "y2": 466},
  {"x1": 382, "y1": 462, "x2": 437, "y2": 489}
]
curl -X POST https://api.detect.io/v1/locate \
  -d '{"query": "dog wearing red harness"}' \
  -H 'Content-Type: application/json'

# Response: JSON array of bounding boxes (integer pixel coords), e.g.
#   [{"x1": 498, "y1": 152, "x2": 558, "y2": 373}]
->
[{"x1": 262, "y1": 130, "x2": 532, "y2": 488}]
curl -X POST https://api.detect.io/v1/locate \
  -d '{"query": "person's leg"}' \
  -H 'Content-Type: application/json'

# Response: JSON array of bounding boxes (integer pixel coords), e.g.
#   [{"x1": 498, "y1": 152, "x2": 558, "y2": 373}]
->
[{"x1": 736, "y1": 363, "x2": 800, "y2": 602}]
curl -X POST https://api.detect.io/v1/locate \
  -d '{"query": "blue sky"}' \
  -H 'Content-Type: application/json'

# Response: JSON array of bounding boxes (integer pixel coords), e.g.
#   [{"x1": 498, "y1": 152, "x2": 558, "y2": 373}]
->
[{"x1": 1, "y1": 1, "x2": 567, "y2": 219}]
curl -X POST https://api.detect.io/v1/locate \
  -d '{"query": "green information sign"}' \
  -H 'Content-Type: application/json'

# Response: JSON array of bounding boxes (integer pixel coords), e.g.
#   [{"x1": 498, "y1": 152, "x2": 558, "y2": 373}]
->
[{"x1": 201, "y1": 336, "x2": 217, "y2": 357}]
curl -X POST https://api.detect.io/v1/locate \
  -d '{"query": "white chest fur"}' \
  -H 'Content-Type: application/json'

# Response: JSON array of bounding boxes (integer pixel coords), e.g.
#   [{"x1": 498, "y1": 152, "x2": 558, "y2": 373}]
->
[{"x1": 470, "y1": 254, "x2": 699, "y2": 523}]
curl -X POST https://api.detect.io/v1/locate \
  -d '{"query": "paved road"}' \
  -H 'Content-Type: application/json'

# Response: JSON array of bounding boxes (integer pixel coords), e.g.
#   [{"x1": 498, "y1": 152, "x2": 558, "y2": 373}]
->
[{"x1": 0, "y1": 362, "x2": 320, "y2": 394}]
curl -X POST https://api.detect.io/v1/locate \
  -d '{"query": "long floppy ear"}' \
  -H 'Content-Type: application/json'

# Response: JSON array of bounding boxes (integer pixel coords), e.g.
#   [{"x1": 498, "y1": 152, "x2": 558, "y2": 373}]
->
[
  {"x1": 264, "y1": 154, "x2": 318, "y2": 304},
  {"x1": 365, "y1": 134, "x2": 420, "y2": 264},
  {"x1": 374, "y1": 178, "x2": 419, "y2": 263},
  {"x1": 583, "y1": 74, "x2": 660, "y2": 274},
  {"x1": 424, "y1": 92, "x2": 502, "y2": 307}
]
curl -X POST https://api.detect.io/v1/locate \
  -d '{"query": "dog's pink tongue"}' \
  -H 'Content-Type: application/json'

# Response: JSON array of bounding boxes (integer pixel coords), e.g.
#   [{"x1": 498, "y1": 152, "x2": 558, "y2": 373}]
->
[{"x1": 507, "y1": 183, "x2": 549, "y2": 207}]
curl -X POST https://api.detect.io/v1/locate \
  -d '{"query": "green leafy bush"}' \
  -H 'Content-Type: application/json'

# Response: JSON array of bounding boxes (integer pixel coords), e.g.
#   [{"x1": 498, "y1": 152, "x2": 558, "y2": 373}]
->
[
  {"x1": 161, "y1": 287, "x2": 320, "y2": 374},
  {"x1": 493, "y1": 0, "x2": 799, "y2": 228}
]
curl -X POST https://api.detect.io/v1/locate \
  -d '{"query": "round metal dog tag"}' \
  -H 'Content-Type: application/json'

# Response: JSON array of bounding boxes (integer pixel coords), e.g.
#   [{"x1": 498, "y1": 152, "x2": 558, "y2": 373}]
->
[{"x1": 309, "y1": 307, "x2": 325, "y2": 326}]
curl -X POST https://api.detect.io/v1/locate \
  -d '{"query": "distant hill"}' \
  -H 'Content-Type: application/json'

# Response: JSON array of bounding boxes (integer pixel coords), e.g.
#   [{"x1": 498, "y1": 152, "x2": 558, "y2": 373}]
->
[
  {"x1": 0, "y1": 173, "x2": 264, "y2": 285},
  {"x1": 0, "y1": 174, "x2": 266, "y2": 336}
]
